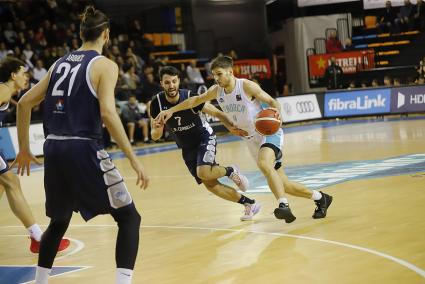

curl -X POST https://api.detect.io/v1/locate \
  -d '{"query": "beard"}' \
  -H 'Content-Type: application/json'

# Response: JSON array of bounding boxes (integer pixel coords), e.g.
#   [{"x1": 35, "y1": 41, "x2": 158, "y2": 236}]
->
[{"x1": 165, "y1": 88, "x2": 178, "y2": 98}]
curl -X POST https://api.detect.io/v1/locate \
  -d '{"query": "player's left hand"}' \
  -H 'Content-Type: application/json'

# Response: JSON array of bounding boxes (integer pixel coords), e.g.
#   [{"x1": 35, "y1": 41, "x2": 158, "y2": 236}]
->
[{"x1": 10, "y1": 150, "x2": 42, "y2": 176}]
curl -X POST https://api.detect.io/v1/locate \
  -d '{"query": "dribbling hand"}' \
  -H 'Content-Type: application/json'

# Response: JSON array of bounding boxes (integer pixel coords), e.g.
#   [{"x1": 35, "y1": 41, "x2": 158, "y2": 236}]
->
[
  {"x1": 266, "y1": 107, "x2": 282, "y2": 122},
  {"x1": 155, "y1": 110, "x2": 173, "y2": 124}
]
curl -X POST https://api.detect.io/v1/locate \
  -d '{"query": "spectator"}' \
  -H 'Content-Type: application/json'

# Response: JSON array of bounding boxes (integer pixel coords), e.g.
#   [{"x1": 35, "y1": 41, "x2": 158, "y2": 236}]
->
[
  {"x1": 23, "y1": 43, "x2": 34, "y2": 61},
  {"x1": 360, "y1": 80, "x2": 368, "y2": 88},
  {"x1": 281, "y1": 83, "x2": 293, "y2": 96},
  {"x1": 122, "y1": 62, "x2": 141, "y2": 97},
  {"x1": 228, "y1": 49, "x2": 238, "y2": 60},
  {"x1": 347, "y1": 80, "x2": 356, "y2": 89},
  {"x1": 326, "y1": 30, "x2": 343, "y2": 53},
  {"x1": 0, "y1": 43, "x2": 8, "y2": 60},
  {"x1": 186, "y1": 60, "x2": 204, "y2": 84},
  {"x1": 324, "y1": 56, "x2": 343, "y2": 89},
  {"x1": 371, "y1": 78, "x2": 380, "y2": 87},
  {"x1": 393, "y1": 77, "x2": 402, "y2": 86},
  {"x1": 343, "y1": 38, "x2": 354, "y2": 51},
  {"x1": 141, "y1": 73, "x2": 161, "y2": 103},
  {"x1": 396, "y1": 0, "x2": 415, "y2": 31},
  {"x1": 383, "y1": 75, "x2": 393, "y2": 86},
  {"x1": 121, "y1": 95, "x2": 150, "y2": 144},
  {"x1": 417, "y1": 56, "x2": 425, "y2": 81},
  {"x1": 33, "y1": 59, "x2": 47, "y2": 82},
  {"x1": 413, "y1": 0, "x2": 425, "y2": 31},
  {"x1": 376, "y1": 1, "x2": 398, "y2": 34}
]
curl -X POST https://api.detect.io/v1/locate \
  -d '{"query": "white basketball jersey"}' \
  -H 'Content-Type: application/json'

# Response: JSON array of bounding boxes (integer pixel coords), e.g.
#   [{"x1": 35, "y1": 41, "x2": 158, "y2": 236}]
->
[{"x1": 216, "y1": 78, "x2": 263, "y2": 137}]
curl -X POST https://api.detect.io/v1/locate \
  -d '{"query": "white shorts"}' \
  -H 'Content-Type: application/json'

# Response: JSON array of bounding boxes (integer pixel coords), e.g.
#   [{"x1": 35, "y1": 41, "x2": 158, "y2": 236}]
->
[{"x1": 243, "y1": 128, "x2": 284, "y2": 165}]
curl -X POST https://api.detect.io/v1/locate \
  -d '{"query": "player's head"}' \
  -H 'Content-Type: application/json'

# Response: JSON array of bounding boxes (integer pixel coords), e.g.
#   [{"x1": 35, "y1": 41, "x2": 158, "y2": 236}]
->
[
  {"x1": 0, "y1": 57, "x2": 28, "y2": 91},
  {"x1": 159, "y1": 66, "x2": 180, "y2": 98},
  {"x1": 211, "y1": 56, "x2": 234, "y2": 88},
  {"x1": 79, "y1": 6, "x2": 110, "y2": 46}
]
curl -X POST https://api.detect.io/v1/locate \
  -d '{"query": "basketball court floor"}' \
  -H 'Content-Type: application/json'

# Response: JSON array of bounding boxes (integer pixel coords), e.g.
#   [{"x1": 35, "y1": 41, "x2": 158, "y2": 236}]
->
[{"x1": 1, "y1": 116, "x2": 424, "y2": 284}]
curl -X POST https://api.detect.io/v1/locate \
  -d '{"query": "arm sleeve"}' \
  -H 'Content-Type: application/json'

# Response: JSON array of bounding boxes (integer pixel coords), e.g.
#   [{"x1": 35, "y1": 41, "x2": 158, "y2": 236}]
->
[{"x1": 150, "y1": 96, "x2": 160, "y2": 119}]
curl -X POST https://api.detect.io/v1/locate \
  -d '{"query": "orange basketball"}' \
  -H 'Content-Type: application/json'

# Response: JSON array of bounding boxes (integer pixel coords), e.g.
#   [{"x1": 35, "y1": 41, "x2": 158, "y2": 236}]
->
[{"x1": 255, "y1": 109, "x2": 281, "y2": 136}]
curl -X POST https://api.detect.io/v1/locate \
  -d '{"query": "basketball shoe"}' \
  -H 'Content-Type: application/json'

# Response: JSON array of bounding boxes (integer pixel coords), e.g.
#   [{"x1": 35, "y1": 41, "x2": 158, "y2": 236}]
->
[
  {"x1": 312, "y1": 191, "x2": 333, "y2": 219},
  {"x1": 30, "y1": 237, "x2": 71, "y2": 253},
  {"x1": 228, "y1": 165, "x2": 249, "y2": 192},
  {"x1": 240, "y1": 202, "x2": 261, "y2": 221},
  {"x1": 274, "y1": 203, "x2": 296, "y2": 223}
]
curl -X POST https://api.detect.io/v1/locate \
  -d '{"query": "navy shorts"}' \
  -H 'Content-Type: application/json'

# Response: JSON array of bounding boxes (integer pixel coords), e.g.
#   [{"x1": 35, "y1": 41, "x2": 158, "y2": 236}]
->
[
  {"x1": 0, "y1": 150, "x2": 9, "y2": 175},
  {"x1": 44, "y1": 139, "x2": 134, "y2": 221},
  {"x1": 181, "y1": 134, "x2": 217, "y2": 184}
]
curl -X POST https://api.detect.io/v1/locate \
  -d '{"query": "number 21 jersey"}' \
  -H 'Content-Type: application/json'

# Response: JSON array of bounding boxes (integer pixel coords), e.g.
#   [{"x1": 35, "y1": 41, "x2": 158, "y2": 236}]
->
[{"x1": 44, "y1": 50, "x2": 104, "y2": 140}]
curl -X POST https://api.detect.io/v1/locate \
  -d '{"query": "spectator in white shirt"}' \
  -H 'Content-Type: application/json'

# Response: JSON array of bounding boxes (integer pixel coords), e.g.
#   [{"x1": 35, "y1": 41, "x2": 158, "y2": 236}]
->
[
  {"x1": 33, "y1": 59, "x2": 47, "y2": 82},
  {"x1": 186, "y1": 60, "x2": 205, "y2": 84},
  {"x1": 0, "y1": 43, "x2": 7, "y2": 60}
]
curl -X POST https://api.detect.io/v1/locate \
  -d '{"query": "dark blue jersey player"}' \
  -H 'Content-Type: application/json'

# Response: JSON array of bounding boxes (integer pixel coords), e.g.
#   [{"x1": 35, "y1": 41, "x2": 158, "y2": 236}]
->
[
  {"x1": 150, "y1": 66, "x2": 260, "y2": 221},
  {"x1": 13, "y1": 6, "x2": 148, "y2": 283}
]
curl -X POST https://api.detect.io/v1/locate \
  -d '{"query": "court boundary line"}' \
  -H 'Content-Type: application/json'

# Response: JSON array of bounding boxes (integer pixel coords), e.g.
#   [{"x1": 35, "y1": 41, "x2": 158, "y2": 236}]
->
[
  {"x1": 21, "y1": 266, "x2": 91, "y2": 284},
  {"x1": 1, "y1": 224, "x2": 423, "y2": 278}
]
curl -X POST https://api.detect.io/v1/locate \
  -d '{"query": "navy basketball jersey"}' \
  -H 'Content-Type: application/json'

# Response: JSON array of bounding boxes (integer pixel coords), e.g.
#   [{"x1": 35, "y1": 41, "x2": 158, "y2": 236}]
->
[
  {"x1": 150, "y1": 89, "x2": 213, "y2": 149},
  {"x1": 44, "y1": 50, "x2": 104, "y2": 139},
  {"x1": 0, "y1": 101, "x2": 9, "y2": 127}
]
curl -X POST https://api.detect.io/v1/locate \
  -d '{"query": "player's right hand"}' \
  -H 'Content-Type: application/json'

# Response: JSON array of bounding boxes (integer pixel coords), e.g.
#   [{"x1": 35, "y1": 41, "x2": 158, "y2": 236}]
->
[
  {"x1": 130, "y1": 159, "x2": 149, "y2": 190},
  {"x1": 10, "y1": 150, "x2": 42, "y2": 176},
  {"x1": 152, "y1": 119, "x2": 163, "y2": 129}
]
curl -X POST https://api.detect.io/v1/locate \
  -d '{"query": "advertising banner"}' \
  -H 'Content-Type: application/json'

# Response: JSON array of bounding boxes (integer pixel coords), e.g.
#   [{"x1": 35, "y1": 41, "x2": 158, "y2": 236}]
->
[
  {"x1": 298, "y1": 0, "x2": 359, "y2": 7},
  {"x1": 233, "y1": 59, "x2": 271, "y2": 79},
  {"x1": 391, "y1": 85, "x2": 425, "y2": 113},
  {"x1": 8, "y1": 123, "x2": 45, "y2": 158},
  {"x1": 0, "y1": 127, "x2": 15, "y2": 160},
  {"x1": 325, "y1": 88, "x2": 391, "y2": 117},
  {"x1": 308, "y1": 50, "x2": 375, "y2": 78},
  {"x1": 278, "y1": 94, "x2": 322, "y2": 122}
]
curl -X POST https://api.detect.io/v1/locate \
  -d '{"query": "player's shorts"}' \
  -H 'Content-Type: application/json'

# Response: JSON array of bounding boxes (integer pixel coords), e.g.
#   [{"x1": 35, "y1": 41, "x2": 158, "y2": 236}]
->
[
  {"x1": 0, "y1": 150, "x2": 9, "y2": 175},
  {"x1": 182, "y1": 134, "x2": 217, "y2": 184},
  {"x1": 243, "y1": 128, "x2": 284, "y2": 169},
  {"x1": 43, "y1": 137, "x2": 134, "y2": 221}
]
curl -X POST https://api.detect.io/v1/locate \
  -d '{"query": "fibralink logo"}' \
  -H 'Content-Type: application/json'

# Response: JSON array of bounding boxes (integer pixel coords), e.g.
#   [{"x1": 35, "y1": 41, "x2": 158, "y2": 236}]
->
[{"x1": 328, "y1": 94, "x2": 386, "y2": 110}]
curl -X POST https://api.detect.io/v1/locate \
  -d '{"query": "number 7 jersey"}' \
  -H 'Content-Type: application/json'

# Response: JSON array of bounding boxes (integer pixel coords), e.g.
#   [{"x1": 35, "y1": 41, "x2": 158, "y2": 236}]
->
[{"x1": 44, "y1": 50, "x2": 104, "y2": 139}]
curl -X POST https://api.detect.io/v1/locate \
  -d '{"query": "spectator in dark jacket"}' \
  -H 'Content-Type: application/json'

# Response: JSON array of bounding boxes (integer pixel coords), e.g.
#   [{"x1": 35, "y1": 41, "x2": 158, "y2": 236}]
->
[
  {"x1": 396, "y1": 0, "x2": 415, "y2": 31},
  {"x1": 377, "y1": 1, "x2": 398, "y2": 33},
  {"x1": 324, "y1": 57, "x2": 344, "y2": 89},
  {"x1": 414, "y1": 0, "x2": 425, "y2": 31}
]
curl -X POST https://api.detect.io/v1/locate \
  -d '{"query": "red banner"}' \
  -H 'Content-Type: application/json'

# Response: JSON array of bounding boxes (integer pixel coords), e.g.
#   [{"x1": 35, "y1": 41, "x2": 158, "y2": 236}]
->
[
  {"x1": 233, "y1": 59, "x2": 272, "y2": 79},
  {"x1": 308, "y1": 50, "x2": 375, "y2": 78}
]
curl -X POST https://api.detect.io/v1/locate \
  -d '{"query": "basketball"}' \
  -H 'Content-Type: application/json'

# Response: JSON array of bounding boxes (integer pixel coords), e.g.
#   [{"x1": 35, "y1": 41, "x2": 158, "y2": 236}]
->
[{"x1": 255, "y1": 109, "x2": 282, "y2": 136}]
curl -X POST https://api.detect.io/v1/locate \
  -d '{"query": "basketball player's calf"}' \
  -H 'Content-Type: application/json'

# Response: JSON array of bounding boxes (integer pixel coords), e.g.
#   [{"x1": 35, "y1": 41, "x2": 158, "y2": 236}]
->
[{"x1": 196, "y1": 164, "x2": 249, "y2": 192}]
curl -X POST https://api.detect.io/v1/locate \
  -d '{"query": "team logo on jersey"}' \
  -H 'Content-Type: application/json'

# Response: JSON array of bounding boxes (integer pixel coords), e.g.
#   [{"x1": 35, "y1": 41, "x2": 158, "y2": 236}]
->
[
  {"x1": 218, "y1": 97, "x2": 224, "y2": 103},
  {"x1": 236, "y1": 94, "x2": 242, "y2": 101},
  {"x1": 54, "y1": 99, "x2": 65, "y2": 113}
]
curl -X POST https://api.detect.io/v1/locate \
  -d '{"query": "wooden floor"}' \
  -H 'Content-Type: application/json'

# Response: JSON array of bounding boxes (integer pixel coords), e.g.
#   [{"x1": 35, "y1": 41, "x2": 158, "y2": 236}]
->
[{"x1": 1, "y1": 117, "x2": 425, "y2": 284}]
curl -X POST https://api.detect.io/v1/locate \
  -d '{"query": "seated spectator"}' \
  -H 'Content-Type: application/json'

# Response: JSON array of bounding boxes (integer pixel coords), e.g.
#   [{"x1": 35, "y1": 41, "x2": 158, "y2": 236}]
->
[
  {"x1": 371, "y1": 78, "x2": 380, "y2": 87},
  {"x1": 360, "y1": 80, "x2": 368, "y2": 88},
  {"x1": 122, "y1": 62, "x2": 142, "y2": 97},
  {"x1": 376, "y1": 1, "x2": 398, "y2": 34},
  {"x1": 413, "y1": 0, "x2": 425, "y2": 31},
  {"x1": 324, "y1": 57, "x2": 343, "y2": 89},
  {"x1": 393, "y1": 77, "x2": 402, "y2": 86},
  {"x1": 0, "y1": 43, "x2": 7, "y2": 60},
  {"x1": 186, "y1": 60, "x2": 205, "y2": 84},
  {"x1": 396, "y1": 0, "x2": 415, "y2": 31},
  {"x1": 141, "y1": 73, "x2": 161, "y2": 103},
  {"x1": 416, "y1": 56, "x2": 425, "y2": 81},
  {"x1": 33, "y1": 59, "x2": 47, "y2": 82},
  {"x1": 383, "y1": 75, "x2": 393, "y2": 86},
  {"x1": 347, "y1": 80, "x2": 357, "y2": 89},
  {"x1": 326, "y1": 30, "x2": 342, "y2": 53},
  {"x1": 121, "y1": 95, "x2": 150, "y2": 144},
  {"x1": 343, "y1": 38, "x2": 354, "y2": 51}
]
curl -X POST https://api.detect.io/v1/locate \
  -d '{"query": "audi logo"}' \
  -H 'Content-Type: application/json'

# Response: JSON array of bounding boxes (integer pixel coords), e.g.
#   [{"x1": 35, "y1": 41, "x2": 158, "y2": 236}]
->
[{"x1": 296, "y1": 101, "x2": 315, "y2": 113}]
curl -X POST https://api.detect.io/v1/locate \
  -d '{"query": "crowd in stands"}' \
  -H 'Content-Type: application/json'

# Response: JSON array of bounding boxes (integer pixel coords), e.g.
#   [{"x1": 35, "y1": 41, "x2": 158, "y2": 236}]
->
[{"x1": 377, "y1": 0, "x2": 425, "y2": 34}]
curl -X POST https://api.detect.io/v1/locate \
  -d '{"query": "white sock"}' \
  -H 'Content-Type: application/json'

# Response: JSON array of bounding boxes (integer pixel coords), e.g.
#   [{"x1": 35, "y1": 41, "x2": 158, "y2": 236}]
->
[
  {"x1": 35, "y1": 266, "x2": 51, "y2": 284},
  {"x1": 27, "y1": 224, "x2": 43, "y2": 242},
  {"x1": 278, "y1": 197, "x2": 289, "y2": 205},
  {"x1": 116, "y1": 268, "x2": 133, "y2": 284},
  {"x1": 311, "y1": 190, "x2": 322, "y2": 201}
]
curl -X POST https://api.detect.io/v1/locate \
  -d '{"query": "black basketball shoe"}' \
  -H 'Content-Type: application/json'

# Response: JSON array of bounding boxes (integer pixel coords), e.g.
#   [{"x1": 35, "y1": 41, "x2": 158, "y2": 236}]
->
[
  {"x1": 274, "y1": 203, "x2": 296, "y2": 223},
  {"x1": 312, "y1": 192, "x2": 333, "y2": 219}
]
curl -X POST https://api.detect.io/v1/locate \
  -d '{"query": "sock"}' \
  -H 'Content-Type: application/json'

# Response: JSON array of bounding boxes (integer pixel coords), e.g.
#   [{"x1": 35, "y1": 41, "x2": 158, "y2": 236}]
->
[
  {"x1": 116, "y1": 268, "x2": 133, "y2": 284},
  {"x1": 311, "y1": 190, "x2": 322, "y2": 201},
  {"x1": 278, "y1": 197, "x2": 289, "y2": 205},
  {"x1": 27, "y1": 224, "x2": 43, "y2": 242},
  {"x1": 225, "y1": 166, "x2": 234, "y2": 177},
  {"x1": 238, "y1": 195, "x2": 255, "y2": 205},
  {"x1": 35, "y1": 266, "x2": 51, "y2": 284}
]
